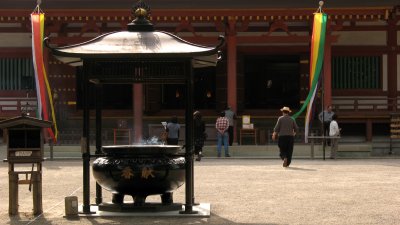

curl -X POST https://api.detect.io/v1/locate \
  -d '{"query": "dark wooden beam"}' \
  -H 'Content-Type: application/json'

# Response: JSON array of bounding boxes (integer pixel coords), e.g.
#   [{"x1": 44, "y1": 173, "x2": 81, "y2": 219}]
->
[
  {"x1": 1, "y1": 0, "x2": 399, "y2": 9},
  {"x1": 0, "y1": 7, "x2": 394, "y2": 23}
]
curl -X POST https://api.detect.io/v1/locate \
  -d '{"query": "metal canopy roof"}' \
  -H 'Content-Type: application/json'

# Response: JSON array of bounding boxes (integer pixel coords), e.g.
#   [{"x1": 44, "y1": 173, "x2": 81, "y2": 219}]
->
[
  {"x1": 46, "y1": 4, "x2": 224, "y2": 68},
  {"x1": 46, "y1": 31, "x2": 224, "y2": 68}
]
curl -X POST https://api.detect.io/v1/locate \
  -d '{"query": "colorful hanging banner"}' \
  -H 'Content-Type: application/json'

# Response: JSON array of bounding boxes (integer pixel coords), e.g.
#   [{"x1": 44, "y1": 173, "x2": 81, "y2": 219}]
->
[
  {"x1": 292, "y1": 12, "x2": 327, "y2": 142},
  {"x1": 31, "y1": 7, "x2": 58, "y2": 142}
]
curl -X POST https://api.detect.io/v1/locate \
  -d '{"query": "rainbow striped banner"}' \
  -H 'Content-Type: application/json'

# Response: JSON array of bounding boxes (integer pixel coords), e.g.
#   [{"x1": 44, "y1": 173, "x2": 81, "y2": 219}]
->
[
  {"x1": 31, "y1": 9, "x2": 58, "y2": 141},
  {"x1": 292, "y1": 12, "x2": 327, "y2": 142}
]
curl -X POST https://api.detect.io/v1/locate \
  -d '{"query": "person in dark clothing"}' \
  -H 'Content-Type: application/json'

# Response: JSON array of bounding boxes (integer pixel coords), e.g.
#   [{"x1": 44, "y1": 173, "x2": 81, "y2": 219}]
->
[
  {"x1": 224, "y1": 106, "x2": 237, "y2": 146},
  {"x1": 272, "y1": 106, "x2": 299, "y2": 167},
  {"x1": 319, "y1": 105, "x2": 335, "y2": 146},
  {"x1": 193, "y1": 111, "x2": 206, "y2": 161},
  {"x1": 166, "y1": 116, "x2": 180, "y2": 145}
]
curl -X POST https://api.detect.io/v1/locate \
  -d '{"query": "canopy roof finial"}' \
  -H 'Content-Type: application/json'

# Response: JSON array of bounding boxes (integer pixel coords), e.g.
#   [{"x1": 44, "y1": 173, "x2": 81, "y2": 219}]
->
[{"x1": 128, "y1": 0, "x2": 154, "y2": 32}]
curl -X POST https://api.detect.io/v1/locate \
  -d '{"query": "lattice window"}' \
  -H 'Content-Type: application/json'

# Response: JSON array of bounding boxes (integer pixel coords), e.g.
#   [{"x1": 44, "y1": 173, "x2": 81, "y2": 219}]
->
[
  {"x1": 0, "y1": 58, "x2": 35, "y2": 90},
  {"x1": 332, "y1": 56, "x2": 381, "y2": 89}
]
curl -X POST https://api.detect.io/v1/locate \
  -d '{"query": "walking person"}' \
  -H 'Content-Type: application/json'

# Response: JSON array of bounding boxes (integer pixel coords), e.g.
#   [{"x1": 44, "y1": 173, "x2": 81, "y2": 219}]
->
[
  {"x1": 329, "y1": 114, "x2": 340, "y2": 159},
  {"x1": 166, "y1": 116, "x2": 180, "y2": 145},
  {"x1": 272, "y1": 106, "x2": 299, "y2": 167},
  {"x1": 215, "y1": 111, "x2": 230, "y2": 157},
  {"x1": 318, "y1": 105, "x2": 335, "y2": 146},
  {"x1": 224, "y1": 106, "x2": 237, "y2": 146},
  {"x1": 193, "y1": 111, "x2": 206, "y2": 161}
]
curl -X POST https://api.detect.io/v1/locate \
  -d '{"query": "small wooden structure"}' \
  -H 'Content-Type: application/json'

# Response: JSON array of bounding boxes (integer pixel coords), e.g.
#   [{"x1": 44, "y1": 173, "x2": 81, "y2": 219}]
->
[
  {"x1": 0, "y1": 115, "x2": 52, "y2": 215},
  {"x1": 389, "y1": 113, "x2": 400, "y2": 154}
]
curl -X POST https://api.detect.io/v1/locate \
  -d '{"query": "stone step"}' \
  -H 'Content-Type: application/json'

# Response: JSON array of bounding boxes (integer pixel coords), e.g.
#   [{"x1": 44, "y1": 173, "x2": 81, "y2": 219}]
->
[
  {"x1": 37, "y1": 143, "x2": 372, "y2": 158},
  {"x1": 202, "y1": 143, "x2": 372, "y2": 158},
  {"x1": 0, "y1": 143, "x2": 377, "y2": 160},
  {"x1": 371, "y1": 142, "x2": 400, "y2": 156}
]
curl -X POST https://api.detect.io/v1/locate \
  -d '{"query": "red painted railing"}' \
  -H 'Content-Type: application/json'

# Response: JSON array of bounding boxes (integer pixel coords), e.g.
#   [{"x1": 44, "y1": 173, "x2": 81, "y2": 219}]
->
[
  {"x1": 332, "y1": 96, "x2": 398, "y2": 114},
  {"x1": 0, "y1": 96, "x2": 37, "y2": 118}
]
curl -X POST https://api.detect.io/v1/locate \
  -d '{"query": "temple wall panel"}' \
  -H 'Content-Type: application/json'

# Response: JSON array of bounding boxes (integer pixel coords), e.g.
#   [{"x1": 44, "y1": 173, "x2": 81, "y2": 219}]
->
[
  {"x1": 0, "y1": 33, "x2": 31, "y2": 47},
  {"x1": 332, "y1": 31, "x2": 387, "y2": 46}
]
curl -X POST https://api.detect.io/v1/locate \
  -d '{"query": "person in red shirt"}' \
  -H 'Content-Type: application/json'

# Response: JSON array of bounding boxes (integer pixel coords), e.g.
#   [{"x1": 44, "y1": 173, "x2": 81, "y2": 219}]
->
[{"x1": 215, "y1": 111, "x2": 230, "y2": 157}]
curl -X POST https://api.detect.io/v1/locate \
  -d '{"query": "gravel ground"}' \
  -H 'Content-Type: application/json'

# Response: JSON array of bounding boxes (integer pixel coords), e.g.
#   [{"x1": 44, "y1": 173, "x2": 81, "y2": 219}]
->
[{"x1": 1, "y1": 158, "x2": 400, "y2": 225}]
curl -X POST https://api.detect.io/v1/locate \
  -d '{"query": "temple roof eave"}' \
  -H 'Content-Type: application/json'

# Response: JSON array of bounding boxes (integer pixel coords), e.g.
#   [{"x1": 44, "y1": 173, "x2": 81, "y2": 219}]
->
[{"x1": 0, "y1": 116, "x2": 52, "y2": 129}]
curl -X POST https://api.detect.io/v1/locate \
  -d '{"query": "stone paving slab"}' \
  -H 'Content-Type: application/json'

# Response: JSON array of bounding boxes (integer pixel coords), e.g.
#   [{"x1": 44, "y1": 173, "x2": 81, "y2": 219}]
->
[
  {"x1": 77, "y1": 203, "x2": 210, "y2": 217},
  {"x1": 1, "y1": 158, "x2": 400, "y2": 225}
]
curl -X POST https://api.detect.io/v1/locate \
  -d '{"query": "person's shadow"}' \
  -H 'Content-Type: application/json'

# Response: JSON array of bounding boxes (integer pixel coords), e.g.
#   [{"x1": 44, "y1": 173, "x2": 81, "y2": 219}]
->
[{"x1": 286, "y1": 167, "x2": 316, "y2": 171}]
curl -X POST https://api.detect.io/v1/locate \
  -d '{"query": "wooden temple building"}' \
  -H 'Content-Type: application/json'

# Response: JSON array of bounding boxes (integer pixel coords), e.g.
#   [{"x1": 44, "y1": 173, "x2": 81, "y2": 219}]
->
[{"x1": 0, "y1": 0, "x2": 399, "y2": 143}]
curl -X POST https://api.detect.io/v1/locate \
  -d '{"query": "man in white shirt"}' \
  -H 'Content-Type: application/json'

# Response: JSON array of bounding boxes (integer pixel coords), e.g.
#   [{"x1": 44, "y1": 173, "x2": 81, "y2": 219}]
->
[{"x1": 329, "y1": 114, "x2": 340, "y2": 159}]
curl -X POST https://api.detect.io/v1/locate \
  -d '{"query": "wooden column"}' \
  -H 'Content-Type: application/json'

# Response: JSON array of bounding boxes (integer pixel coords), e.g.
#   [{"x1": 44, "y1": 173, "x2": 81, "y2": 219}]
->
[
  {"x1": 387, "y1": 18, "x2": 397, "y2": 111},
  {"x1": 9, "y1": 173, "x2": 18, "y2": 215},
  {"x1": 95, "y1": 84, "x2": 103, "y2": 204},
  {"x1": 82, "y1": 60, "x2": 91, "y2": 213},
  {"x1": 32, "y1": 172, "x2": 43, "y2": 215},
  {"x1": 133, "y1": 83, "x2": 143, "y2": 143},
  {"x1": 227, "y1": 34, "x2": 237, "y2": 111},
  {"x1": 323, "y1": 39, "x2": 332, "y2": 107},
  {"x1": 226, "y1": 19, "x2": 237, "y2": 143}
]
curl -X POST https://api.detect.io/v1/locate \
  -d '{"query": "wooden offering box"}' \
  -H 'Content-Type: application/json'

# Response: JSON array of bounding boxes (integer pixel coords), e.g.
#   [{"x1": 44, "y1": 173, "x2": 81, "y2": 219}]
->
[
  {"x1": 7, "y1": 128, "x2": 43, "y2": 162},
  {"x1": 0, "y1": 116, "x2": 51, "y2": 163}
]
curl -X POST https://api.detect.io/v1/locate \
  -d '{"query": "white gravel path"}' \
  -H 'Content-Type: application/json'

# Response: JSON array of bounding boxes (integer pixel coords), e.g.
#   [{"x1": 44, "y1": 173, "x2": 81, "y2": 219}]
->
[{"x1": 1, "y1": 158, "x2": 399, "y2": 225}]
